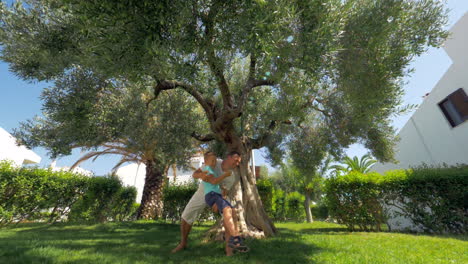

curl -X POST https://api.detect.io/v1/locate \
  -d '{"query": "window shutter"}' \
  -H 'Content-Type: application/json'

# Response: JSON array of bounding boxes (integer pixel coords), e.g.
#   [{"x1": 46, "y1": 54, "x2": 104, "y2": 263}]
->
[{"x1": 448, "y1": 88, "x2": 468, "y2": 119}]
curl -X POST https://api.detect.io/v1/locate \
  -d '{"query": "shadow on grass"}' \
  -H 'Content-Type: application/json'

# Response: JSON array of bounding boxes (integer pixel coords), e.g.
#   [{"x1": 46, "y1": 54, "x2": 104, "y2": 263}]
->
[
  {"x1": 1, "y1": 222, "x2": 328, "y2": 264},
  {"x1": 292, "y1": 225, "x2": 468, "y2": 242}
]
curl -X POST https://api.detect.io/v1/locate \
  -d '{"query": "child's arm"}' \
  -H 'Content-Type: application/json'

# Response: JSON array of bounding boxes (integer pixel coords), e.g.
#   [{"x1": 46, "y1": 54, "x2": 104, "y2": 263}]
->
[
  {"x1": 204, "y1": 170, "x2": 232, "y2": 185},
  {"x1": 193, "y1": 168, "x2": 215, "y2": 182}
]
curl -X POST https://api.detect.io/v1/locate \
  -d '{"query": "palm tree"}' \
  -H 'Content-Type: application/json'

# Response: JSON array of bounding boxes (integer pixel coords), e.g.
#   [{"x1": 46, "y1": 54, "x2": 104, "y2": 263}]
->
[
  {"x1": 15, "y1": 71, "x2": 203, "y2": 220},
  {"x1": 331, "y1": 154, "x2": 377, "y2": 174}
]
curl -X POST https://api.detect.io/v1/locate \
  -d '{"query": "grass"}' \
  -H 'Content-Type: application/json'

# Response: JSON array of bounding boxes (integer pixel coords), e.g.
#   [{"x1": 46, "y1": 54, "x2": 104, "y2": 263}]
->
[{"x1": 0, "y1": 221, "x2": 466, "y2": 264}]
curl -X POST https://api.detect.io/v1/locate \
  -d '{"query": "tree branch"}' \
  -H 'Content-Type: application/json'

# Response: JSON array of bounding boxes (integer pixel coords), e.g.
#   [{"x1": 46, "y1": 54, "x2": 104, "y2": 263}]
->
[
  {"x1": 149, "y1": 80, "x2": 215, "y2": 122},
  {"x1": 191, "y1": 132, "x2": 216, "y2": 142},
  {"x1": 248, "y1": 53, "x2": 256, "y2": 80},
  {"x1": 300, "y1": 96, "x2": 331, "y2": 117},
  {"x1": 207, "y1": 50, "x2": 233, "y2": 109},
  {"x1": 251, "y1": 120, "x2": 292, "y2": 149},
  {"x1": 250, "y1": 79, "x2": 275, "y2": 87},
  {"x1": 201, "y1": 1, "x2": 233, "y2": 110},
  {"x1": 239, "y1": 54, "x2": 275, "y2": 111}
]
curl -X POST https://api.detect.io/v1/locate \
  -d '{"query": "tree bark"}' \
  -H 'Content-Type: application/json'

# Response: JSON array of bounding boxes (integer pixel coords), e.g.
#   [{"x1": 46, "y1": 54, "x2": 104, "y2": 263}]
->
[
  {"x1": 136, "y1": 159, "x2": 165, "y2": 220},
  {"x1": 206, "y1": 135, "x2": 277, "y2": 240},
  {"x1": 305, "y1": 192, "x2": 314, "y2": 223}
]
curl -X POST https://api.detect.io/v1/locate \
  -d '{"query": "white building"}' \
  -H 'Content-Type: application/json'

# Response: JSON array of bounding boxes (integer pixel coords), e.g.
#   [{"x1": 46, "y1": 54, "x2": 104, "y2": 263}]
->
[
  {"x1": 116, "y1": 155, "x2": 204, "y2": 202},
  {"x1": 0, "y1": 126, "x2": 41, "y2": 166},
  {"x1": 373, "y1": 13, "x2": 468, "y2": 173},
  {"x1": 49, "y1": 160, "x2": 94, "y2": 177},
  {"x1": 372, "y1": 13, "x2": 468, "y2": 231}
]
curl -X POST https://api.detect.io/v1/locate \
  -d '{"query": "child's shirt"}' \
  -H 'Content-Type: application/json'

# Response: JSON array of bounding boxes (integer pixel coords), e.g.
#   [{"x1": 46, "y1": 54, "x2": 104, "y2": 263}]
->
[{"x1": 202, "y1": 165, "x2": 222, "y2": 195}]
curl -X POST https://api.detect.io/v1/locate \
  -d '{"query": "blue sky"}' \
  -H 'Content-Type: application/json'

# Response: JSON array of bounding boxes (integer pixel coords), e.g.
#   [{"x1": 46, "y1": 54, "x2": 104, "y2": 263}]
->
[{"x1": 1, "y1": 1, "x2": 467, "y2": 175}]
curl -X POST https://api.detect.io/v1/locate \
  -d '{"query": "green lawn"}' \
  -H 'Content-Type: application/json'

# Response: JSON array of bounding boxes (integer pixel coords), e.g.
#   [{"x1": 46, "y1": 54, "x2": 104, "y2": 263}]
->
[{"x1": 0, "y1": 221, "x2": 466, "y2": 264}]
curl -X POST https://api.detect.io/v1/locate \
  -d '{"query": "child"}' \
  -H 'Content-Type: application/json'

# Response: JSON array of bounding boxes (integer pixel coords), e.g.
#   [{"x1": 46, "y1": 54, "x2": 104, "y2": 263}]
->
[{"x1": 202, "y1": 151, "x2": 249, "y2": 254}]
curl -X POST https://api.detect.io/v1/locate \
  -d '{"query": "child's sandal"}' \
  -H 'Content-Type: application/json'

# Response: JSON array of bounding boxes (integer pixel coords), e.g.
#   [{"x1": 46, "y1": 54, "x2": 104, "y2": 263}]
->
[{"x1": 228, "y1": 236, "x2": 249, "y2": 253}]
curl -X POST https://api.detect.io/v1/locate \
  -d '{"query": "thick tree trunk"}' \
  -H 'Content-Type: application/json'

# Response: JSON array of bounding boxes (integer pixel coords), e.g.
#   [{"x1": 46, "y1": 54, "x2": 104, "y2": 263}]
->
[
  {"x1": 136, "y1": 159, "x2": 165, "y2": 220},
  {"x1": 206, "y1": 136, "x2": 276, "y2": 240},
  {"x1": 305, "y1": 192, "x2": 313, "y2": 223}
]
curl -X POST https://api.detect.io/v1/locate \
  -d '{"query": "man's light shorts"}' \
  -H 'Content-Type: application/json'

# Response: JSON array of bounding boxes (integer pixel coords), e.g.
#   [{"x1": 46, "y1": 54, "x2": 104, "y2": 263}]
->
[{"x1": 181, "y1": 187, "x2": 207, "y2": 225}]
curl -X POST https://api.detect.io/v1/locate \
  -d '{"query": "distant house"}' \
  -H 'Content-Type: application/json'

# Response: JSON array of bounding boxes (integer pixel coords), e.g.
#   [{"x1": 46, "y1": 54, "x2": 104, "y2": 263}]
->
[
  {"x1": 49, "y1": 160, "x2": 94, "y2": 177},
  {"x1": 116, "y1": 155, "x2": 204, "y2": 203},
  {"x1": 373, "y1": 13, "x2": 468, "y2": 173},
  {"x1": 372, "y1": 13, "x2": 468, "y2": 231},
  {"x1": 0, "y1": 126, "x2": 41, "y2": 166}
]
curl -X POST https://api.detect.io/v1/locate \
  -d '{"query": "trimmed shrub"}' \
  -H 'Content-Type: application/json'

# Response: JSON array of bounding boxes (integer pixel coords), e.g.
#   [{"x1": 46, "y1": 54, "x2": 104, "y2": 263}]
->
[
  {"x1": 311, "y1": 202, "x2": 329, "y2": 220},
  {"x1": 285, "y1": 191, "x2": 306, "y2": 222},
  {"x1": 0, "y1": 160, "x2": 136, "y2": 225},
  {"x1": 0, "y1": 160, "x2": 89, "y2": 225},
  {"x1": 257, "y1": 178, "x2": 311, "y2": 222},
  {"x1": 272, "y1": 188, "x2": 287, "y2": 221},
  {"x1": 256, "y1": 178, "x2": 275, "y2": 218},
  {"x1": 382, "y1": 165, "x2": 468, "y2": 234},
  {"x1": 324, "y1": 165, "x2": 468, "y2": 234},
  {"x1": 68, "y1": 175, "x2": 136, "y2": 223},
  {"x1": 324, "y1": 171, "x2": 387, "y2": 231}
]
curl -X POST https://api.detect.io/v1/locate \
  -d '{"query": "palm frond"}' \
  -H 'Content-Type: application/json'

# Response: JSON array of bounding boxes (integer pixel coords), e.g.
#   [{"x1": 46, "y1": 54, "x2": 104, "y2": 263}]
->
[{"x1": 111, "y1": 157, "x2": 141, "y2": 173}]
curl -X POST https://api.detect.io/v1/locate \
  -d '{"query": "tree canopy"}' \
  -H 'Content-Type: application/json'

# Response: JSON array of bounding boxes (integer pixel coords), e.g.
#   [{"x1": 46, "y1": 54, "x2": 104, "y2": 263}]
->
[
  {"x1": 0, "y1": 0, "x2": 449, "y2": 162},
  {"x1": 14, "y1": 68, "x2": 204, "y2": 168}
]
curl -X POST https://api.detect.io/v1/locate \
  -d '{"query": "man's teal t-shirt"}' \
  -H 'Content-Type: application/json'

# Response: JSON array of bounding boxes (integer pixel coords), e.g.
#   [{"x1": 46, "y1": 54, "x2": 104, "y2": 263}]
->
[{"x1": 202, "y1": 165, "x2": 222, "y2": 195}]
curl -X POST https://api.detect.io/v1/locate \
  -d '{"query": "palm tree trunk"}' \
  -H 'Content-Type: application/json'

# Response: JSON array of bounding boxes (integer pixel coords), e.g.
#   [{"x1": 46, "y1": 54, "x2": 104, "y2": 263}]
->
[
  {"x1": 304, "y1": 192, "x2": 313, "y2": 223},
  {"x1": 136, "y1": 159, "x2": 165, "y2": 220}
]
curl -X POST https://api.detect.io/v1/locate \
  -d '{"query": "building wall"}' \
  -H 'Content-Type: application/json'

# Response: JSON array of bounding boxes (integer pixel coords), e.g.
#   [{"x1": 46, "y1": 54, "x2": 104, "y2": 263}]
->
[
  {"x1": 371, "y1": 13, "x2": 468, "y2": 231},
  {"x1": 0, "y1": 127, "x2": 41, "y2": 166},
  {"x1": 116, "y1": 157, "x2": 203, "y2": 203},
  {"x1": 373, "y1": 13, "x2": 468, "y2": 173}
]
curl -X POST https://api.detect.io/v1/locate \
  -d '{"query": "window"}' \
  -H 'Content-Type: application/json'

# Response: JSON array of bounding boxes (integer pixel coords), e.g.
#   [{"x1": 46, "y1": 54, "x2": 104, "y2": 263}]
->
[{"x1": 438, "y1": 88, "x2": 468, "y2": 127}]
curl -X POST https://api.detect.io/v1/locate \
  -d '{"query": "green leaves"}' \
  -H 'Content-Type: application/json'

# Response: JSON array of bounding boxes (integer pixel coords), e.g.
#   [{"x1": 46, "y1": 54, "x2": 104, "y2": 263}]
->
[
  {"x1": 331, "y1": 154, "x2": 377, "y2": 174},
  {"x1": 1, "y1": 0, "x2": 450, "y2": 169},
  {"x1": 325, "y1": 165, "x2": 468, "y2": 233},
  {"x1": 14, "y1": 68, "x2": 205, "y2": 169},
  {"x1": 0, "y1": 160, "x2": 90, "y2": 225}
]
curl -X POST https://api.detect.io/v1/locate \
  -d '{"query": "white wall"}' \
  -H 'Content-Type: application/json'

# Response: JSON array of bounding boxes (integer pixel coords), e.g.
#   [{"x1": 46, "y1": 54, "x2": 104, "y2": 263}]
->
[
  {"x1": 373, "y1": 13, "x2": 468, "y2": 173},
  {"x1": 0, "y1": 127, "x2": 41, "y2": 166},
  {"x1": 116, "y1": 156, "x2": 203, "y2": 203}
]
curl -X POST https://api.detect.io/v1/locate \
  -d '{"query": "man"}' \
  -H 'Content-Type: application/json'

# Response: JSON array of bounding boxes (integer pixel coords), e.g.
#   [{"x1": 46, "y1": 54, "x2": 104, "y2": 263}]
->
[{"x1": 171, "y1": 151, "x2": 242, "y2": 256}]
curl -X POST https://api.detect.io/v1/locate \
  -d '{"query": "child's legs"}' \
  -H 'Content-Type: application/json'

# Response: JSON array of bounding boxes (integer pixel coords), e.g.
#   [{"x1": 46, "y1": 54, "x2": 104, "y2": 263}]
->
[
  {"x1": 208, "y1": 192, "x2": 239, "y2": 237},
  {"x1": 211, "y1": 204, "x2": 218, "y2": 213}
]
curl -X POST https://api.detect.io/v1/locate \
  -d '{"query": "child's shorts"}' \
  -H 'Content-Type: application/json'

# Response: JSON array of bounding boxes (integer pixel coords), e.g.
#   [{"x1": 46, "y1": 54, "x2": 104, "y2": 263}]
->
[{"x1": 205, "y1": 191, "x2": 233, "y2": 214}]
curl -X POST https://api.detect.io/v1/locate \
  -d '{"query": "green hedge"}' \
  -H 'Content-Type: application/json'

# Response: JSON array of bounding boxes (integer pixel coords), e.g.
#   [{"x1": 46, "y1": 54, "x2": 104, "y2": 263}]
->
[
  {"x1": 324, "y1": 171, "x2": 385, "y2": 231},
  {"x1": 285, "y1": 191, "x2": 305, "y2": 222},
  {"x1": 0, "y1": 160, "x2": 136, "y2": 225},
  {"x1": 256, "y1": 178, "x2": 275, "y2": 218},
  {"x1": 68, "y1": 176, "x2": 137, "y2": 223},
  {"x1": 382, "y1": 166, "x2": 467, "y2": 234},
  {"x1": 324, "y1": 165, "x2": 468, "y2": 233},
  {"x1": 311, "y1": 202, "x2": 329, "y2": 220},
  {"x1": 257, "y1": 178, "x2": 307, "y2": 222}
]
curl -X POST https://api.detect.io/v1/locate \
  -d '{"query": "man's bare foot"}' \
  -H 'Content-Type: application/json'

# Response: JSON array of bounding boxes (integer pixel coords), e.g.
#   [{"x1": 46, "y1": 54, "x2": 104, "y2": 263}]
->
[{"x1": 171, "y1": 243, "x2": 186, "y2": 253}]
